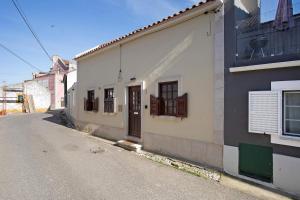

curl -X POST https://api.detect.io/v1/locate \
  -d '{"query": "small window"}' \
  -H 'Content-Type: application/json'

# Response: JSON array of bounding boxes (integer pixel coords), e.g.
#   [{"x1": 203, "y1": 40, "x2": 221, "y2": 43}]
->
[
  {"x1": 159, "y1": 81, "x2": 178, "y2": 116},
  {"x1": 86, "y1": 90, "x2": 95, "y2": 111},
  {"x1": 17, "y1": 95, "x2": 24, "y2": 103},
  {"x1": 88, "y1": 90, "x2": 95, "y2": 101},
  {"x1": 104, "y1": 88, "x2": 114, "y2": 113},
  {"x1": 284, "y1": 91, "x2": 300, "y2": 137}
]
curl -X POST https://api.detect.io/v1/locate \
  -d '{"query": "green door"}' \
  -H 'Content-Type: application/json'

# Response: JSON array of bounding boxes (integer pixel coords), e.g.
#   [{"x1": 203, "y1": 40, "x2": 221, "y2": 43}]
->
[{"x1": 239, "y1": 143, "x2": 273, "y2": 182}]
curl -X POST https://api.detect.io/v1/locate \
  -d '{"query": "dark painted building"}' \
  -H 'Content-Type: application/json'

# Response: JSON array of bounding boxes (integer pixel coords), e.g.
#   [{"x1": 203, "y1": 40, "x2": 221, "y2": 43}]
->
[{"x1": 224, "y1": 0, "x2": 300, "y2": 196}]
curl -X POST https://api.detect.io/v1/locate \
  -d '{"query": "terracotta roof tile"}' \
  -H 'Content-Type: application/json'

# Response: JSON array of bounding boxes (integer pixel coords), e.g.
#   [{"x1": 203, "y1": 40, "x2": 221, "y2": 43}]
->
[{"x1": 75, "y1": 0, "x2": 217, "y2": 60}]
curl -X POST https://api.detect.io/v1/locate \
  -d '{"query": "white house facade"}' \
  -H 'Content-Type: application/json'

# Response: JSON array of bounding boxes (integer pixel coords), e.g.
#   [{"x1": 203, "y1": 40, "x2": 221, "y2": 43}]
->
[{"x1": 70, "y1": 0, "x2": 224, "y2": 169}]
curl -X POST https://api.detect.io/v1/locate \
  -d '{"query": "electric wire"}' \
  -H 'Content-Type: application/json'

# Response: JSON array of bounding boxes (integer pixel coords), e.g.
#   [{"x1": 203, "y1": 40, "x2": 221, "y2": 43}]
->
[
  {"x1": 0, "y1": 42, "x2": 42, "y2": 72},
  {"x1": 11, "y1": 0, "x2": 52, "y2": 61}
]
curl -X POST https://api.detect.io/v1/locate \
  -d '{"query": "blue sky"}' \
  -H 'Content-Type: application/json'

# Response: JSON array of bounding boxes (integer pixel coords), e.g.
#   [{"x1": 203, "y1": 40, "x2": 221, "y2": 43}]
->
[
  {"x1": 0, "y1": 0, "x2": 199, "y2": 84},
  {"x1": 261, "y1": 0, "x2": 300, "y2": 22}
]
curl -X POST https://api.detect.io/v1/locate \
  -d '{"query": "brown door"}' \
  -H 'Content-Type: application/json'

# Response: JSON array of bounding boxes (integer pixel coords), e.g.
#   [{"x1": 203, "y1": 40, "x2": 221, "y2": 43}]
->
[{"x1": 128, "y1": 86, "x2": 141, "y2": 138}]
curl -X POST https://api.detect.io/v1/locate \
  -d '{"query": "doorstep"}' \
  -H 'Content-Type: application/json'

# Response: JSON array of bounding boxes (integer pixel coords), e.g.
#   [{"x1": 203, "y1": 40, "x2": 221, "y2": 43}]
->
[{"x1": 116, "y1": 140, "x2": 142, "y2": 152}]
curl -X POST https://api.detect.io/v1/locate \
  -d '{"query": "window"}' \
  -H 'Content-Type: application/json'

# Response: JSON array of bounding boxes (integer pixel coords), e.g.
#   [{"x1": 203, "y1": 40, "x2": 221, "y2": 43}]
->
[
  {"x1": 150, "y1": 80, "x2": 187, "y2": 118},
  {"x1": 88, "y1": 90, "x2": 94, "y2": 102},
  {"x1": 17, "y1": 95, "x2": 24, "y2": 103},
  {"x1": 159, "y1": 81, "x2": 178, "y2": 116},
  {"x1": 104, "y1": 88, "x2": 114, "y2": 113},
  {"x1": 86, "y1": 90, "x2": 95, "y2": 111},
  {"x1": 284, "y1": 91, "x2": 300, "y2": 137}
]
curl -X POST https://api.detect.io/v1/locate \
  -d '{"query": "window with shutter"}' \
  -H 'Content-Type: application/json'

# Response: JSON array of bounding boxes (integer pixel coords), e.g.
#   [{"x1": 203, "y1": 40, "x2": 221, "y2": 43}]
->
[
  {"x1": 104, "y1": 88, "x2": 114, "y2": 113},
  {"x1": 248, "y1": 91, "x2": 282, "y2": 135},
  {"x1": 159, "y1": 81, "x2": 178, "y2": 116},
  {"x1": 150, "y1": 95, "x2": 160, "y2": 115},
  {"x1": 176, "y1": 93, "x2": 188, "y2": 118},
  {"x1": 86, "y1": 90, "x2": 95, "y2": 111}
]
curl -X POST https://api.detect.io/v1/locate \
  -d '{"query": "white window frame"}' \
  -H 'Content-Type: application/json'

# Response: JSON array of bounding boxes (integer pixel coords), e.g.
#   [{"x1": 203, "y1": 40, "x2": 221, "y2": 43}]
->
[
  {"x1": 271, "y1": 80, "x2": 300, "y2": 147},
  {"x1": 283, "y1": 91, "x2": 300, "y2": 137}
]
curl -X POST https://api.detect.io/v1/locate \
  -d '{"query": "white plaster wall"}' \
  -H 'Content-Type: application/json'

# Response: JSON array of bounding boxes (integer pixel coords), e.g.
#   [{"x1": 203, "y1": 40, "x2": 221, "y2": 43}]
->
[
  {"x1": 273, "y1": 154, "x2": 300, "y2": 196},
  {"x1": 223, "y1": 145, "x2": 239, "y2": 176},
  {"x1": 67, "y1": 70, "x2": 77, "y2": 91},
  {"x1": 66, "y1": 83, "x2": 77, "y2": 120},
  {"x1": 77, "y1": 47, "x2": 123, "y2": 128},
  {"x1": 76, "y1": 14, "x2": 218, "y2": 144},
  {"x1": 24, "y1": 81, "x2": 51, "y2": 110}
]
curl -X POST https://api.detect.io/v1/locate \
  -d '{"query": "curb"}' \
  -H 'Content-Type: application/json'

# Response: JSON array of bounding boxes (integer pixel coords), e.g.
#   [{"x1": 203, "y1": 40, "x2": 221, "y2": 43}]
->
[
  {"x1": 137, "y1": 150, "x2": 221, "y2": 181},
  {"x1": 58, "y1": 111, "x2": 297, "y2": 200},
  {"x1": 220, "y1": 174, "x2": 296, "y2": 200}
]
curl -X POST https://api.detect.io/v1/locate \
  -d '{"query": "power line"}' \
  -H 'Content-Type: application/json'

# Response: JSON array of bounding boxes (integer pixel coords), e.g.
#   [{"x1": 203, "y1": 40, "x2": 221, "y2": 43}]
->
[
  {"x1": 0, "y1": 42, "x2": 42, "y2": 72},
  {"x1": 11, "y1": 0, "x2": 52, "y2": 61}
]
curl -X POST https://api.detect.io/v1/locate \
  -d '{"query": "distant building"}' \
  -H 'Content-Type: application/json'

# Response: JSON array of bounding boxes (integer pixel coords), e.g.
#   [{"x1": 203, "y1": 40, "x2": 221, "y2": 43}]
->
[
  {"x1": 0, "y1": 80, "x2": 51, "y2": 114},
  {"x1": 33, "y1": 55, "x2": 77, "y2": 109}
]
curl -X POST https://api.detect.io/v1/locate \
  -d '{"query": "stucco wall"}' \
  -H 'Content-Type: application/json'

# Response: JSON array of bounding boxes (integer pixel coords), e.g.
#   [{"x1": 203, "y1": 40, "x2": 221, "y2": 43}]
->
[
  {"x1": 0, "y1": 83, "x2": 23, "y2": 112},
  {"x1": 67, "y1": 70, "x2": 77, "y2": 91},
  {"x1": 24, "y1": 80, "x2": 51, "y2": 111},
  {"x1": 75, "y1": 13, "x2": 223, "y2": 168},
  {"x1": 0, "y1": 81, "x2": 50, "y2": 113}
]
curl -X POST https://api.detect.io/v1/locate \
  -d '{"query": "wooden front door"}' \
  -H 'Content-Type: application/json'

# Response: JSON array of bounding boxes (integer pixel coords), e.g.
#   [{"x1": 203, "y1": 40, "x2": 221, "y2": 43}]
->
[{"x1": 128, "y1": 86, "x2": 141, "y2": 138}]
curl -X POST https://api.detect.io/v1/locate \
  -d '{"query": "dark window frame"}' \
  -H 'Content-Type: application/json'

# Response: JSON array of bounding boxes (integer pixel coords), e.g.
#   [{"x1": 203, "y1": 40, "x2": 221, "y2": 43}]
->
[
  {"x1": 104, "y1": 88, "x2": 114, "y2": 113},
  {"x1": 159, "y1": 81, "x2": 178, "y2": 116},
  {"x1": 86, "y1": 90, "x2": 95, "y2": 111}
]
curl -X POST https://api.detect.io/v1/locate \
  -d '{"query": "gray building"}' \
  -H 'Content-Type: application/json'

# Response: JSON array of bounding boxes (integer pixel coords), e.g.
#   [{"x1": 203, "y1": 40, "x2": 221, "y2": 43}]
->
[{"x1": 223, "y1": 0, "x2": 300, "y2": 196}]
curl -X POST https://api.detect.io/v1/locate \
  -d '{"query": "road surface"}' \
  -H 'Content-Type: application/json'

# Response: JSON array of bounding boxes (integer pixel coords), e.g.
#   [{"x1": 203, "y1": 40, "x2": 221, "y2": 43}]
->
[{"x1": 0, "y1": 112, "x2": 258, "y2": 200}]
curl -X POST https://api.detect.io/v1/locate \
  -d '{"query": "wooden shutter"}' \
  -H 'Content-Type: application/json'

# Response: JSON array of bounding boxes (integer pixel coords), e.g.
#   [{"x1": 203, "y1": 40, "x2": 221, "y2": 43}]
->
[
  {"x1": 93, "y1": 97, "x2": 99, "y2": 112},
  {"x1": 84, "y1": 98, "x2": 87, "y2": 111},
  {"x1": 176, "y1": 93, "x2": 188, "y2": 118},
  {"x1": 150, "y1": 95, "x2": 161, "y2": 115},
  {"x1": 249, "y1": 91, "x2": 282, "y2": 135}
]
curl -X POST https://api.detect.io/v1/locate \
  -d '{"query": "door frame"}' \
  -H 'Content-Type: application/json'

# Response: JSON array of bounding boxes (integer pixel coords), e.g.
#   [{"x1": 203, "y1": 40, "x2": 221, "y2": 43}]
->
[{"x1": 124, "y1": 81, "x2": 144, "y2": 143}]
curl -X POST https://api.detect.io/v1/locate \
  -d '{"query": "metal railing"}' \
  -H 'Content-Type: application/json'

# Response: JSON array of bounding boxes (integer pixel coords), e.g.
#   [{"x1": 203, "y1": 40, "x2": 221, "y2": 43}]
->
[{"x1": 234, "y1": 2, "x2": 300, "y2": 66}]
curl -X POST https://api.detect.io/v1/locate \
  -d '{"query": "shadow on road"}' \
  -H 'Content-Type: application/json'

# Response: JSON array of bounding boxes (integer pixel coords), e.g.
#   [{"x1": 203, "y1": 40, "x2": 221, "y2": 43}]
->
[{"x1": 43, "y1": 110, "x2": 65, "y2": 126}]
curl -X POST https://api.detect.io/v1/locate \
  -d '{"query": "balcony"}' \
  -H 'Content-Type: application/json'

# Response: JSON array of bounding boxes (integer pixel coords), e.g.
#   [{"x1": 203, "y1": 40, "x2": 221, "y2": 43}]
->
[{"x1": 234, "y1": 1, "x2": 300, "y2": 67}]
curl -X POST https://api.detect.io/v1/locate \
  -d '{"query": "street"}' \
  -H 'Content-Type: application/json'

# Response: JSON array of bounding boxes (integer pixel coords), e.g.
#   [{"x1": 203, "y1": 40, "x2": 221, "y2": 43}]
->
[{"x1": 0, "y1": 112, "x2": 258, "y2": 200}]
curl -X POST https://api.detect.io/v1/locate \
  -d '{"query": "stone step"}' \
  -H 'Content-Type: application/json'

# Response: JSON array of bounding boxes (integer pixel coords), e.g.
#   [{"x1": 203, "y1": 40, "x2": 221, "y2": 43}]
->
[{"x1": 116, "y1": 140, "x2": 142, "y2": 152}]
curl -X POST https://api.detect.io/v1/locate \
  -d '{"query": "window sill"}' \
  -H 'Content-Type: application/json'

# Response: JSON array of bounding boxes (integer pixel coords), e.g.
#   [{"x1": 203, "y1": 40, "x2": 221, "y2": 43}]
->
[
  {"x1": 271, "y1": 134, "x2": 300, "y2": 148},
  {"x1": 102, "y1": 112, "x2": 118, "y2": 116},
  {"x1": 152, "y1": 115, "x2": 181, "y2": 121},
  {"x1": 85, "y1": 110, "x2": 98, "y2": 113},
  {"x1": 280, "y1": 134, "x2": 300, "y2": 141}
]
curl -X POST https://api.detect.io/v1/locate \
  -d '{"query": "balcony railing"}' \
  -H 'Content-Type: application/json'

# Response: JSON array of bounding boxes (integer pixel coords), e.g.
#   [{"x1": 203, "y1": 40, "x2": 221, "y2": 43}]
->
[{"x1": 235, "y1": 13, "x2": 300, "y2": 66}]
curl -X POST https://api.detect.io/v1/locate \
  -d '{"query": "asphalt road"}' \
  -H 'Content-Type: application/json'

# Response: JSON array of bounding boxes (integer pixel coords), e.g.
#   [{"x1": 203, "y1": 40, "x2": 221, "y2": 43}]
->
[{"x1": 0, "y1": 112, "x2": 258, "y2": 200}]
